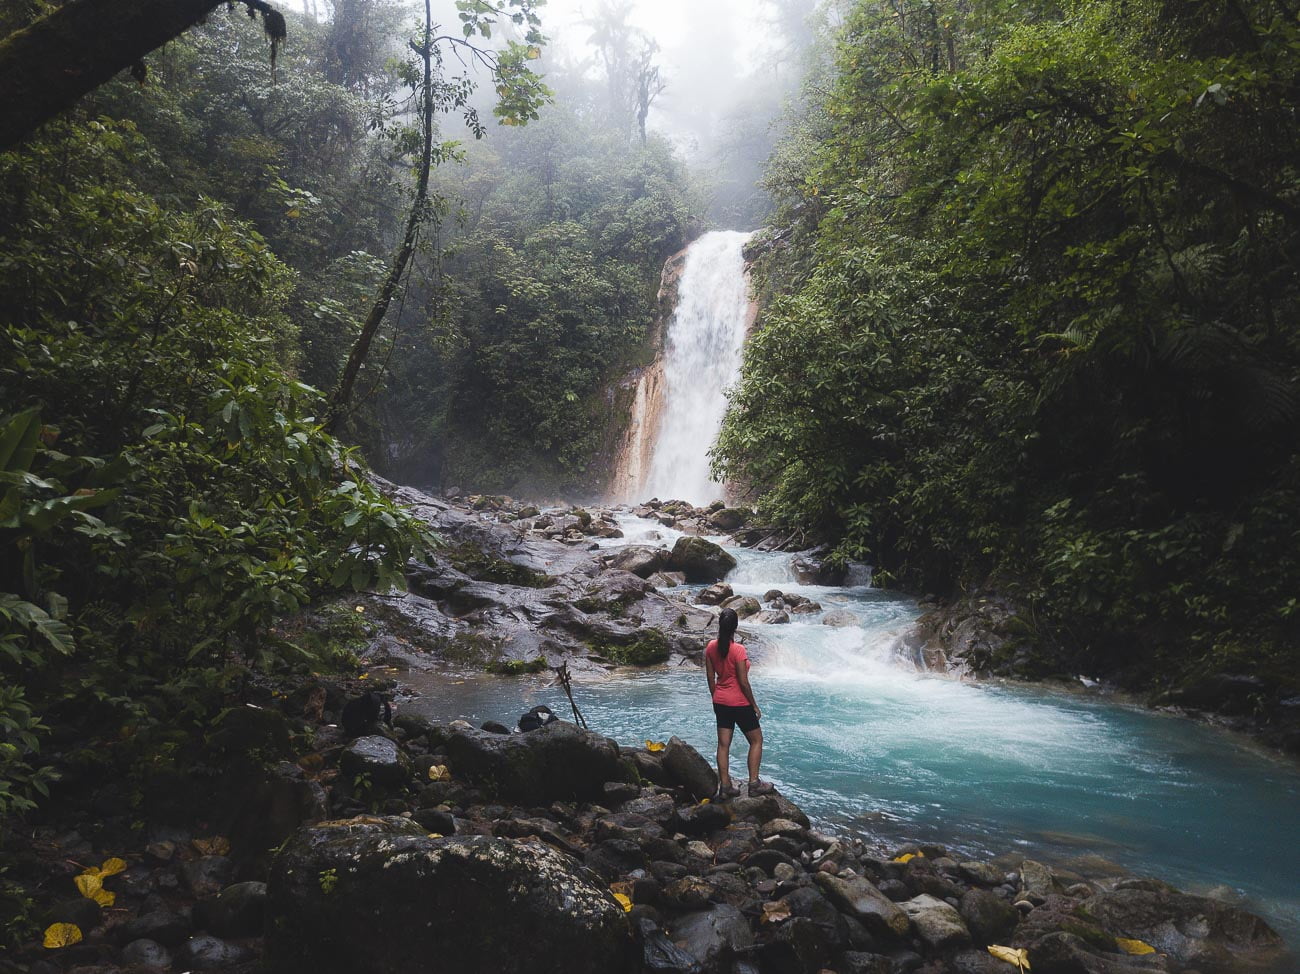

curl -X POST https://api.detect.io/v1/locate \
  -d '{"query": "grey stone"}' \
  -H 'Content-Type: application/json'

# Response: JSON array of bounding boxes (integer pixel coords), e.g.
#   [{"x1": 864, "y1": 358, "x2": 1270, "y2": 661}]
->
[
  {"x1": 1020, "y1": 859, "x2": 1059, "y2": 899},
  {"x1": 607, "y1": 545, "x2": 672, "y2": 578},
  {"x1": 340, "y1": 735, "x2": 412, "y2": 789},
  {"x1": 696, "y1": 583, "x2": 733, "y2": 606},
  {"x1": 814, "y1": 872, "x2": 911, "y2": 938},
  {"x1": 960, "y1": 888, "x2": 1020, "y2": 945},
  {"x1": 662, "y1": 736, "x2": 719, "y2": 801},
  {"x1": 178, "y1": 856, "x2": 234, "y2": 898},
  {"x1": 176, "y1": 934, "x2": 253, "y2": 969},
  {"x1": 192, "y1": 881, "x2": 267, "y2": 938},
  {"x1": 121, "y1": 939, "x2": 171, "y2": 970},
  {"x1": 668, "y1": 537, "x2": 737, "y2": 583},
  {"x1": 443, "y1": 720, "x2": 628, "y2": 802},
  {"x1": 822, "y1": 609, "x2": 859, "y2": 627},
  {"x1": 669, "y1": 904, "x2": 754, "y2": 967},
  {"x1": 901, "y1": 893, "x2": 972, "y2": 950},
  {"x1": 266, "y1": 818, "x2": 627, "y2": 974}
]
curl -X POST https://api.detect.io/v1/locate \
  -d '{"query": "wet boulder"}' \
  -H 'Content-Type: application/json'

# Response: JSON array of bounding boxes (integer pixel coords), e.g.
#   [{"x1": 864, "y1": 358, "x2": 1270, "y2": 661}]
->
[
  {"x1": 960, "y1": 888, "x2": 1020, "y2": 945},
  {"x1": 901, "y1": 894, "x2": 971, "y2": 950},
  {"x1": 1079, "y1": 885, "x2": 1287, "y2": 972},
  {"x1": 822, "y1": 609, "x2": 859, "y2": 627},
  {"x1": 721, "y1": 595, "x2": 761, "y2": 619},
  {"x1": 696, "y1": 583, "x2": 733, "y2": 606},
  {"x1": 607, "y1": 545, "x2": 673, "y2": 579},
  {"x1": 340, "y1": 735, "x2": 412, "y2": 789},
  {"x1": 266, "y1": 817, "x2": 628, "y2": 974},
  {"x1": 814, "y1": 872, "x2": 911, "y2": 939},
  {"x1": 790, "y1": 550, "x2": 845, "y2": 585},
  {"x1": 708, "y1": 508, "x2": 749, "y2": 532},
  {"x1": 193, "y1": 881, "x2": 267, "y2": 938},
  {"x1": 669, "y1": 904, "x2": 755, "y2": 969},
  {"x1": 443, "y1": 720, "x2": 630, "y2": 802},
  {"x1": 755, "y1": 609, "x2": 790, "y2": 624},
  {"x1": 661, "y1": 736, "x2": 719, "y2": 800},
  {"x1": 668, "y1": 537, "x2": 737, "y2": 583}
]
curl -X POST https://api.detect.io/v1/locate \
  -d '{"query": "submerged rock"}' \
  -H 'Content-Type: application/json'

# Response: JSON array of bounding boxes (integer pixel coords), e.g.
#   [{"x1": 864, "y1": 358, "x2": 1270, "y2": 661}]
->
[{"x1": 266, "y1": 817, "x2": 627, "y2": 974}]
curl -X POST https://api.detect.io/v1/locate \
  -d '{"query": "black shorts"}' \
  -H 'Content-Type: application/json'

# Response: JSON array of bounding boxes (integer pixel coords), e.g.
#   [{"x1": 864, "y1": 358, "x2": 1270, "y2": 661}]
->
[{"x1": 713, "y1": 703, "x2": 760, "y2": 734}]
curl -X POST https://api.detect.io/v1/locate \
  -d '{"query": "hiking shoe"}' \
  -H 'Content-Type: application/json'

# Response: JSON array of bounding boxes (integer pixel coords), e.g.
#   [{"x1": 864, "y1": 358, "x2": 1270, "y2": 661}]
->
[
  {"x1": 747, "y1": 779, "x2": 775, "y2": 797},
  {"x1": 717, "y1": 783, "x2": 741, "y2": 800}
]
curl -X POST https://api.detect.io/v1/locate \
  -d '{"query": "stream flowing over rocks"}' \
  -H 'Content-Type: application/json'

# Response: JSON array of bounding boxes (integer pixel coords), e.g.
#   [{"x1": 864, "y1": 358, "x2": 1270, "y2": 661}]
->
[{"x1": 10, "y1": 487, "x2": 1294, "y2": 974}]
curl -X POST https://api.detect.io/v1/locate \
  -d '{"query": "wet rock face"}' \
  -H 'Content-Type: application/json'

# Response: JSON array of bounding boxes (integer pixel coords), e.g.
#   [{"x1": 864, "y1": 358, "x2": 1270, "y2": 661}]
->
[
  {"x1": 443, "y1": 719, "x2": 631, "y2": 802},
  {"x1": 1079, "y1": 885, "x2": 1287, "y2": 972},
  {"x1": 668, "y1": 536, "x2": 737, "y2": 583},
  {"x1": 266, "y1": 818, "x2": 628, "y2": 974}
]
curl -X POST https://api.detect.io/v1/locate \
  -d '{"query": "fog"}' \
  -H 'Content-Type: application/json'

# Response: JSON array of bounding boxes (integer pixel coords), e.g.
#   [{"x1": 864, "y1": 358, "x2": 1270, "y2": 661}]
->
[{"x1": 354, "y1": 0, "x2": 825, "y2": 225}]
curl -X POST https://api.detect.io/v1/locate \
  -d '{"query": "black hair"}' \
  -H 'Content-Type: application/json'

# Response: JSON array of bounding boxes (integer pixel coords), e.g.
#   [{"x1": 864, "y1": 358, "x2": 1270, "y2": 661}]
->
[{"x1": 717, "y1": 607, "x2": 738, "y2": 659}]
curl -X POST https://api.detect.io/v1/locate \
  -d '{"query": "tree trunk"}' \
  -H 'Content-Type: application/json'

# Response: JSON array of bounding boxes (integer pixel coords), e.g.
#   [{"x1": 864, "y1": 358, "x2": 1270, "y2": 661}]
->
[
  {"x1": 0, "y1": 0, "x2": 283, "y2": 153},
  {"x1": 326, "y1": 0, "x2": 433, "y2": 432}
]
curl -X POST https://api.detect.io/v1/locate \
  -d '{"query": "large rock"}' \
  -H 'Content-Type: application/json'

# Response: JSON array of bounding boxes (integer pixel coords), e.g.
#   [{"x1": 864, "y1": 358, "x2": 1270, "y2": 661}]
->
[
  {"x1": 193, "y1": 881, "x2": 267, "y2": 938},
  {"x1": 669, "y1": 904, "x2": 755, "y2": 969},
  {"x1": 340, "y1": 736, "x2": 411, "y2": 788},
  {"x1": 607, "y1": 545, "x2": 672, "y2": 579},
  {"x1": 696, "y1": 582, "x2": 734, "y2": 606},
  {"x1": 444, "y1": 720, "x2": 629, "y2": 802},
  {"x1": 790, "y1": 551, "x2": 845, "y2": 585},
  {"x1": 900, "y1": 894, "x2": 971, "y2": 950},
  {"x1": 1079, "y1": 886, "x2": 1287, "y2": 972},
  {"x1": 721, "y1": 595, "x2": 761, "y2": 619},
  {"x1": 708, "y1": 508, "x2": 749, "y2": 532},
  {"x1": 822, "y1": 609, "x2": 859, "y2": 627},
  {"x1": 661, "y1": 736, "x2": 719, "y2": 800},
  {"x1": 960, "y1": 888, "x2": 1019, "y2": 945},
  {"x1": 266, "y1": 817, "x2": 627, "y2": 974},
  {"x1": 668, "y1": 537, "x2": 737, "y2": 583},
  {"x1": 814, "y1": 872, "x2": 911, "y2": 939}
]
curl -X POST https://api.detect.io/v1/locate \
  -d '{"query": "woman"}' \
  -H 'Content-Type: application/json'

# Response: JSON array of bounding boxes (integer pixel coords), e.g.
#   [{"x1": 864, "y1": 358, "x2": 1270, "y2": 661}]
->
[{"x1": 705, "y1": 607, "x2": 774, "y2": 798}]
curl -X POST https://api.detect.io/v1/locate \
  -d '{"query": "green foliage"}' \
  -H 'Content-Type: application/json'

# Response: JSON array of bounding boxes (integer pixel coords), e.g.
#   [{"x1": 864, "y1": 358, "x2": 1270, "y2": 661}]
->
[
  {"x1": 484, "y1": 657, "x2": 548, "y2": 675},
  {"x1": 720, "y1": 0, "x2": 1300, "y2": 690},
  {"x1": 591, "y1": 628, "x2": 671, "y2": 667},
  {"x1": 0, "y1": 118, "x2": 434, "y2": 821}
]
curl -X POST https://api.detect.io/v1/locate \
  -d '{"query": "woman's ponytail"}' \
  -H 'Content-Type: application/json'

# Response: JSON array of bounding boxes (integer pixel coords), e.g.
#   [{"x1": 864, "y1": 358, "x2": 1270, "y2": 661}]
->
[{"x1": 717, "y1": 607, "x2": 738, "y2": 659}]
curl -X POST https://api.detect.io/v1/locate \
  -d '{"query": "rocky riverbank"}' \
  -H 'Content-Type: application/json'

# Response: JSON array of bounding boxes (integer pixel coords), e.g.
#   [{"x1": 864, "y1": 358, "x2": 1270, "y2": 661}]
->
[
  {"x1": 6, "y1": 698, "x2": 1289, "y2": 974},
  {"x1": 4, "y1": 486, "x2": 1293, "y2": 974}
]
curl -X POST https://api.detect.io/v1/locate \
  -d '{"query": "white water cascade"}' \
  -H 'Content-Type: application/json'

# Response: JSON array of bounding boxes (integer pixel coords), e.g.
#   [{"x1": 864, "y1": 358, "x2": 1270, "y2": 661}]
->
[{"x1": 640, "y1": 230, "x2": 753, "y2": 505}]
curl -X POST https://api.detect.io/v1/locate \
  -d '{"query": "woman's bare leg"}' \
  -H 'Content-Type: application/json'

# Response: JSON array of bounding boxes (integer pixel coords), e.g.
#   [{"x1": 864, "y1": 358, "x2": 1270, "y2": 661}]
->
[
  {"x1": 716, "y1": 726, "x2": 734, "y2": 788},
  {"x1": 744, "y1": 727, "x2": 763, "y2": 782}
]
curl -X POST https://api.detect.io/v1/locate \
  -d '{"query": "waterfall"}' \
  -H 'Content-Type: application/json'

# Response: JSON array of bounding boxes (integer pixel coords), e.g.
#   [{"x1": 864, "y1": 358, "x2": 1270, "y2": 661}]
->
[{"x1": 637, "y1": 230, "x2": 753, "y2": 505}]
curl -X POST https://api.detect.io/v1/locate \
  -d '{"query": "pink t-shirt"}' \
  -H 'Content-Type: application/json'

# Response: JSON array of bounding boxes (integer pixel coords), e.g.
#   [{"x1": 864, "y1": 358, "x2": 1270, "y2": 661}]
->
[{"x1": 706, "y1": 639, "x2": 750, "y2": 707}]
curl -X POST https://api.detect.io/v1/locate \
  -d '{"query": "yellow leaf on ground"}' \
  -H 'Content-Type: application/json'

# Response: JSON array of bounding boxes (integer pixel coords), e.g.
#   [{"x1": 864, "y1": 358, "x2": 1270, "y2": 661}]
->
[
  {"x1": 893, "y1": 852, "x2": 921, "y2": 863},
  {"x1": 98, "y1": 857, "x2": 127, "y2": 877},
  {"x1": 988, "y1": 945, "x2": 1031, "y2": 970},
  {"x1": 43, "y1": 923, "x2": 83, "y2": 949},
  {"x1": 762, "y1": 901, "x2": 792, "y2": 924},
  {"x1": 192, "y1": 836, "x2": 231, "y2": 856},
  {"x1": 645, "y1": 740, "x2": 665, "y2": 752},
  {"x1": 427, "y1": 764, "x2": 450, "y2": 781},
  {"x1": 1116, "y1": 938, "x2": 1156, "y2": 955},
  {"x1": 613, "y1": 892, "x2": 633, "y2": 912},
  {"x1": 74, "y1": 873, "x2": 115, "y2": 907}
]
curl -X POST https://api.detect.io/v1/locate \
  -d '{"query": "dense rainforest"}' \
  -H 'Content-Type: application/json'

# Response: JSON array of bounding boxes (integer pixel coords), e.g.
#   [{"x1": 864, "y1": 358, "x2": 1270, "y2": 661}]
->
[
  {"x1": 1, "y1": 0, "x2": 1298, "y2": 953},
  {"x1": 0, "y1": 0, "x2": 722, "y2": 927},
  {"x1": 717, "y1": 0, "x2": 1300, "y2": 713}
]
